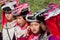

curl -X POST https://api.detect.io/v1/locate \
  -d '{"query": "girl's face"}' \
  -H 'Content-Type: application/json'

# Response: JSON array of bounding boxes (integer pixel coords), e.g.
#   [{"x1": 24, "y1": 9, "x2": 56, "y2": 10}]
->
[
  {"x1": 16, "y1": 16, "x2": 26, "y2": 27},
  {"x1": 30, "y1": 22, "x2": 40, "y2": 34},
  {"x1": 5, "y1": 13, "x2": 13, "y2": 21}
]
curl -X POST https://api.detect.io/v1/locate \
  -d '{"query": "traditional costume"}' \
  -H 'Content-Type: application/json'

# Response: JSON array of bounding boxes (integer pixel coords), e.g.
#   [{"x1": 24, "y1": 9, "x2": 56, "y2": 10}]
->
[
  {"x1": 13, "y1": 3, "x2": 31, "y2": 40},
  {"x1": 1, "y1": 1, "x2": 17, "y2": 40},
  {"x1": 26, "y1": 14, "x2": 48, "y2": 40}
]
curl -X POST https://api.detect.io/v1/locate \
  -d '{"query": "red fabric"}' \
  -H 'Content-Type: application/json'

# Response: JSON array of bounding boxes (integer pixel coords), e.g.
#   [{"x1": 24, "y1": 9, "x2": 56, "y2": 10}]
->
[
  {"x1": 28, "y1": 34, "x2": 34, "y2": 40},
  {"x1": 28, "y1": 34, "x2": 40, "y2": 40},
  {"x1": 17, "y1": 37, "x2": 27, "y2": 40},
  {"x1": 2, "y1": 11, "x2": 7, "y2": 27},
  {"x1": 45, "y1": 15, "x2": 60, "y2": 38},
  {"x1": 57, "y1": 14, "x2": 60, "y2": 31}
]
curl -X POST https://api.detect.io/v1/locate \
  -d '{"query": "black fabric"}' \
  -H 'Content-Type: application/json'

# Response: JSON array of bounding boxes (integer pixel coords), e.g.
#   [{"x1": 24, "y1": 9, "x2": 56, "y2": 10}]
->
[
  {"x1": 28, "y1": 16, "x2": 35, "y2": 20},
  {"x1": 3, "y1": 7, "x2": 11, "y2": 12},
  {"x1": 36, "y1": 16, "x2": 46, "y2": 25},
  {"x1": 38, "y1": 26, "x2": 46, "y2": 40},
  {"x1": 12, "y1": 34, "x2": 16, "y2": 40},
  {"x1": 0, "y1": 32, "x2": 2, "y2": 40},
  {"x1": 20, "y1": 8, "x2": 28, "y2": 16}
]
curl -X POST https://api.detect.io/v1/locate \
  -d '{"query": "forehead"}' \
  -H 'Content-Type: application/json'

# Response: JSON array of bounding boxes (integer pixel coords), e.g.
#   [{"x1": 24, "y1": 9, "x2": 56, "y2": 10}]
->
[
  {"x1": 16, "y1": 16, "x2": 23, "y2": 19},
  {"x1": 16, "y1": 16, "x2": 23, "y2": 17},
  {"x1": 30, "y1": 22, "x2": 40, "y2": 25}
]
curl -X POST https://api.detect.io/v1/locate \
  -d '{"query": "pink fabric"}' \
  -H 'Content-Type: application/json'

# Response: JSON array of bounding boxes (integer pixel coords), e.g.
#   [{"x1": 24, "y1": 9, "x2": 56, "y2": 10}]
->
[
  {"x1": 17, "y1": 37, "x2": 27, "y2": 40},
  {"x1": 28, "y1": 34, "x2": 39, "y2": 40},
  {"x1": 12, "y1": 3, "x2": 31, "y2": 15},
  {"x1": 48, "y1": 3, "x2": 59, "y2": 12}
]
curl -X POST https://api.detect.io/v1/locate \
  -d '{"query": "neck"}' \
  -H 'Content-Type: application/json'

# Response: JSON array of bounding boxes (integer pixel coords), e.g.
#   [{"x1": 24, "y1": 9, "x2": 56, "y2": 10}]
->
[
  {"x1": 33, "y1": 33, "x2": 40, "y2": 36},
  {"x1": 8, "y1": 18, "x2": 15, "y2": 22},
  {"x1": 21, "y1": 22, "x2": 28, "y2": 30}
]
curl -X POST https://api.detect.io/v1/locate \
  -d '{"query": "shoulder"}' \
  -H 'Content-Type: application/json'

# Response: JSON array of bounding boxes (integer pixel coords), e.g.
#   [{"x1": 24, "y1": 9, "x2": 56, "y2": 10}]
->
[{"x1": 14, "y1": 26, "x2": 21, "y2": 31}]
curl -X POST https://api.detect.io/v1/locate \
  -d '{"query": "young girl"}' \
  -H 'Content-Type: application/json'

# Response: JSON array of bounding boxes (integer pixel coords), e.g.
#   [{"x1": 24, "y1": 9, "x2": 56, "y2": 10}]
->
[
  {"x1": 1, "y1": 1, "x2": 19, "y2": 40},
  {"x1": 26, "y1": 15, "x2": 48, "y2": 40},
  {"x1": 14, "y1": 3, "x2": 30, "y2": 40}
]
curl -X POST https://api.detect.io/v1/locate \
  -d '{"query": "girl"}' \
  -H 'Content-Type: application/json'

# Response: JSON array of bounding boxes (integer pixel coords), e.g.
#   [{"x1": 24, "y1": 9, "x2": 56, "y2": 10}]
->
[
  {"x1": 1, "y1": 1, "x2": 19, "y2": 40},
  {"x1": 14, "y1": 3, "x2": 30, "y2": 40},
  {"x1": 26, "y1": 15, "x2": 48, "y2": 40}
]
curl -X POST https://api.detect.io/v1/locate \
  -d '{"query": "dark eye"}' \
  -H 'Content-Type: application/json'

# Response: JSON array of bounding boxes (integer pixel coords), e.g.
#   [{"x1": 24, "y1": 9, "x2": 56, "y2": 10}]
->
[
  {"x1": 5, "y1": 12, "x2": 11, "y2": 14},
  {"x1": 19, "y1": 17, "x2": 22, "y2": 19},
  {"x1": 35, "y1": 24, "x2": 38, "y2": 26}
]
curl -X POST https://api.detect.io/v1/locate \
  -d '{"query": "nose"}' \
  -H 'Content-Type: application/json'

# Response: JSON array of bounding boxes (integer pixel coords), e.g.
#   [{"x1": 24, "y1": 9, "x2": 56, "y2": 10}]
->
[{"x1": 5, "y1": 14, "x2": 9, "y2": 17}]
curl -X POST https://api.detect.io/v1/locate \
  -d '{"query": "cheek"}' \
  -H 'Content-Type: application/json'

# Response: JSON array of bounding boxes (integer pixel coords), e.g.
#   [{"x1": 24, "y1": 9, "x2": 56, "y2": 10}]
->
[
  {"x1": 30, "y1": 27, "x2": 33, "y2": 31},
  {"x1": 9, "y1": 15, "x2": 13, "y2": 18},
  {"x1": 17, "y1": 18, "x2": 24, "y2": 24},
  {"x1": 17, "y1": 19, "x2": 21, "y2": 23},
  {"x1": 35, "y1": 26, "x2": 40, "y2": 30},
  {"x1": 5, "y1": 14, "x2": 13, "y2": 18},
  {"x1": 19, "y1": 19, "x2": 24, "y2": 23},
  {"x1": 5, "y1": 14, "x2": 8, "y2": 18}
]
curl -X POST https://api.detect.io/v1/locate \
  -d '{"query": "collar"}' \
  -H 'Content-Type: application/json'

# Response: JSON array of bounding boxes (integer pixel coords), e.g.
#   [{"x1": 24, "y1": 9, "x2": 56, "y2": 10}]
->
[{"x1": 4, "y1": 20, "x2": 16, "y2": 29}]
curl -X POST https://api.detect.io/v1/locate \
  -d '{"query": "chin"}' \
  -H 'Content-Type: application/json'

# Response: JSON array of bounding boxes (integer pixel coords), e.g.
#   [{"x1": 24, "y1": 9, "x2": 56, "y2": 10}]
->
[
  {"x1": 8, "y1": 19, "x2": 11, "y2": 20},
  {"x1": 19, "y1": 24, "x2": 23, "y2": 27},
  {"x1": 33, "y1": 32, "x2": 38, "y2": 34}
]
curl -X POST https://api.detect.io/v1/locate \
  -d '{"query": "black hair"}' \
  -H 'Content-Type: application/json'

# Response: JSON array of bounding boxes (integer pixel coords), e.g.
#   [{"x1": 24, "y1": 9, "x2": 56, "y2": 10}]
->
[
  {"x1": 36, "y1": 16, "x2": 47, "y2": 40},
  {"x1": 36, "y1": 15, "x2": 46, "y2": 25},
  {"x1": 37, "y1": 25, "x2": 46, "y2": 40},
  {"x1": 15, "y1": 8, "x2": 29, "y2": 20},
  {"x1": 3, "y1": 7, "x2": 11, "y2": 12},
  {"x1": 15, "y1": 14, "x2": 26, "y2": 20}
]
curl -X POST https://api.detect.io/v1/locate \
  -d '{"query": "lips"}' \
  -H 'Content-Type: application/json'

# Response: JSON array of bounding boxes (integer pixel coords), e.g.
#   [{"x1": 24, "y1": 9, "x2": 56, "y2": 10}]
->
[{"x1": 32, "y1": 29, "x2": 37, "y2": 32}]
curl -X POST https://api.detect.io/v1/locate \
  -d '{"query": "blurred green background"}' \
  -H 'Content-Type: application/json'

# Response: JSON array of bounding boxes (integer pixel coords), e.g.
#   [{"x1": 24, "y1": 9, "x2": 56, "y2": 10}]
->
[
  {"x1": 19, "y1": 0, "x2": 60, "y2": 13},
  {"x1": 0, "y1": 0, "x2": 60, "y2": 31}
]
